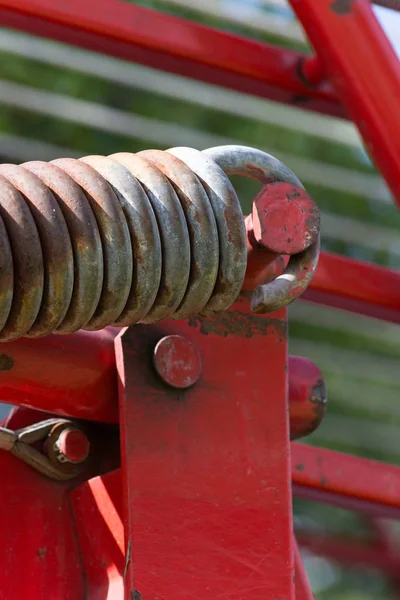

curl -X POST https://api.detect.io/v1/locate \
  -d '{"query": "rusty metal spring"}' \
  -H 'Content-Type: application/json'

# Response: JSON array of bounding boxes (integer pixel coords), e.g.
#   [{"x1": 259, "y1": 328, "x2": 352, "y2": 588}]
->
[{"x1": 0, "y1": 145, "x2": 319, "y2": 341}]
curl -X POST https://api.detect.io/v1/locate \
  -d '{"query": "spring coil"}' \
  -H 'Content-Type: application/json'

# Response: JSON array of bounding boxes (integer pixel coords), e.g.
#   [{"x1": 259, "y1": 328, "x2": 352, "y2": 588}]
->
[{"x1": 0, "y1": 145, "x2": 319, "y2": 342}]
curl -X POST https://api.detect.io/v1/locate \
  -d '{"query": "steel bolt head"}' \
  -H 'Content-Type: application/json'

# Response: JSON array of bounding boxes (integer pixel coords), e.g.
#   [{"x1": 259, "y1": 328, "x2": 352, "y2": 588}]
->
[
  {"x1": 54, "y1": 427, "x2": 91, "y2": 464},
  {"x1": 252, "y1": 182, "x2": 320, "y2": 256},
  {"x1": 153, "y1": 335, "x2": 201, "y2": 389}
]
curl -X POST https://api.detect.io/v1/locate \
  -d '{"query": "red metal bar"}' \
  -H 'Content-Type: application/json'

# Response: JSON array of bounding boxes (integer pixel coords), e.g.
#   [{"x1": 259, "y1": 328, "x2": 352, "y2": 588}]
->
[
  {"x1": 373, "y1": 1, "x2": 400, "y2": 11},
  {"x1": 0, "y1": 333, "x2": 325, "y2": 438},
  {"x1": 116, "y1": 298, "x2": 295, "y2": 599},
  {"x1": 0, "y1": 0, "x2": 343, "y2": 117},
  {"x1": 71, "y1": 471, "x2": 124, "y2": 598},
  {"x1": 303, "y1": 252, "x2": 400, "y2": 324},
  {"x1": 0, "y1": 328, "x2": 119, "y2": 423},
  {"x1": 292, "y1": 444, "x2": 400, "y2": 513},
  {"x1": 297, "y1": 530, "x2": 400, "y2": 578},
  {"x1": 289, "y1": 356, "x2": 326, "y2": 441},
  {"x1": 289, "y1": 0, "x2": 400, "y2": 205},
  {"x1": 294, "y1": 538, "x2": 314, "y2": 600}
]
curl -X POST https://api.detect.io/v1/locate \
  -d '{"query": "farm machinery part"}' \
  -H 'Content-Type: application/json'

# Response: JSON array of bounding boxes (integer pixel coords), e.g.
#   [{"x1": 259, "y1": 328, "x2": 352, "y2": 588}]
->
[{"x1": 0, "y1": 144, "x2": 325, "y2": 598}]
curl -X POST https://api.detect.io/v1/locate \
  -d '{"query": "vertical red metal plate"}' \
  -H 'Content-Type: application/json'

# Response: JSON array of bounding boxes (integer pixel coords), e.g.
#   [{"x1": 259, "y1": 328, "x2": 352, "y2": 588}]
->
[{"x1": 116, "y1": 297, "x2": 294, "y2": 599}]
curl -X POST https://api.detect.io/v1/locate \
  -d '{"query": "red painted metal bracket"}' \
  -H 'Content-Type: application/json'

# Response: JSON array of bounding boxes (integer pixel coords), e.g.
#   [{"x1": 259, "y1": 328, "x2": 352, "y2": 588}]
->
[{"x1": 115, "y1": 297, "x2": 295, "y2": 599}]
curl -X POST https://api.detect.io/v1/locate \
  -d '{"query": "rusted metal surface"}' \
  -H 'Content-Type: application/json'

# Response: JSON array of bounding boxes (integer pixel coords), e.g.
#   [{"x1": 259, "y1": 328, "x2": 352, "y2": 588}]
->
[
  {"x1": 0, "y1": 164, "x2": 74, "y2": 339},
  {"x1": 168, "y1": 146, "x2": 247, "y2": 314},
  {"x1": 138, "y1": 149, "x2": 219, "y2": 318},
  {"x1": 0, "y1": 146, "x2": 320, "y2": 341},
  {"x1": 153, "y1": 334, "x2": 202, "y2": 389},
  {"x1": 109, "y1": 152, "x2": 190, "y2": 322},
  {"x1": 23, "y1": 161, "x2": 103, "y2": 333},
  {"x1": 289, "y1": 356, "x2": 327, "y2": 440},
  {"x1": 81, "y1": 155, "x2": 161, "y2": 325},
  {"x1": 52, "y1": 157, "x2": 132, "y2": 330}
]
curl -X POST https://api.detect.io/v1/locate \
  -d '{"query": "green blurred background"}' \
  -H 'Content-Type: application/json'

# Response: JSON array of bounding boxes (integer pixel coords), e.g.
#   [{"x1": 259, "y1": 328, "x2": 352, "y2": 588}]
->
[{"x1": 1, "y1": 1, "x2": 400, "y2": 597}]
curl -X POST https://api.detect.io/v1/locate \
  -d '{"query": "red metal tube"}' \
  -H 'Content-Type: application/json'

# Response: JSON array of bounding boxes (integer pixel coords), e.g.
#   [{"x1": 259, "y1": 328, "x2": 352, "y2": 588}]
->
[
  {"x1": 289, "y1": 356, "x2": 326, "y2": 441},
  {"x1": 294, "y1": 538, "x2": 314, "y2": 600},
  {"x1": 0, "y1": 0, "x2": 342, "y2": 117},
  {"x1": 289, "y1": 0, "x2": 400, "y2": 205},
  {"x1": 296, "y1": 530, "x2": 400, "y2": 578},
  {"x1": 304, "y1": 251, "x2": 400, "y2": 324},
  {"x1": 0, "y1": 328, "x2": 119, "y2": 423},
  {"x1": 292, "y1": 443, "x2": 400, "y2": 512},
  {"x1": 1, "y1": 327, "x2": 324, "y2": 435}
]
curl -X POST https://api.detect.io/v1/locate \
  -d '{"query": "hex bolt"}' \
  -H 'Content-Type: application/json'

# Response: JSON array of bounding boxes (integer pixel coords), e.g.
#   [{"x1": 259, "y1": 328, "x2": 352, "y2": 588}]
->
[
  {"x1": 153, "y1": 335, "x2": 202, "y2": 390},
  {"x1": 250, "y1": 182, "x2": 320, "y2": 256},
  {"x1": 53, "y1": 427, "x2": 91, "y2": 464},
  {"x1": 243, "y1": 182, "x2": 320, "y2": 292}
]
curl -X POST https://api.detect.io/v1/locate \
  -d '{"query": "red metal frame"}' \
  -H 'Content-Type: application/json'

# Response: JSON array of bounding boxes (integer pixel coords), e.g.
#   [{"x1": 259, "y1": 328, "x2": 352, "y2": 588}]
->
[{"x1": 1, "y1": 0, "x2": 400, "y2": 598}]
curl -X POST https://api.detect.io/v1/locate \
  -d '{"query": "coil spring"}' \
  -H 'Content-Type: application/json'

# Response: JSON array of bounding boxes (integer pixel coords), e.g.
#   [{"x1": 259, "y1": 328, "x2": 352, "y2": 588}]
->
[{"x1": 0, "y1": 145, "x2": 319, "y2": 342}]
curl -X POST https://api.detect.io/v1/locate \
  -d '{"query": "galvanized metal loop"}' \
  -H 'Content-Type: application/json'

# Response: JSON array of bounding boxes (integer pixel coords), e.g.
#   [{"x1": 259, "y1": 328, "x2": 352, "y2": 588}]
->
[{"x1": 204, "y1": 145, "x2": 320, "y2": 312}]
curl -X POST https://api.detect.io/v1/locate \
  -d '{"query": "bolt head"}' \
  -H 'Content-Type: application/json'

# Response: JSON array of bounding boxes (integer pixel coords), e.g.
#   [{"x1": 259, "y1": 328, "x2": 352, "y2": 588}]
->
[
  {"x1": 54, "y1": 427, "x2": 90, "y2": 464},
  {"x1": 153, "y1": 335, "x2": 201, "y2": 390},
  {"x1": 252, "y1": 182, "x2": 320, "y2": 255}
]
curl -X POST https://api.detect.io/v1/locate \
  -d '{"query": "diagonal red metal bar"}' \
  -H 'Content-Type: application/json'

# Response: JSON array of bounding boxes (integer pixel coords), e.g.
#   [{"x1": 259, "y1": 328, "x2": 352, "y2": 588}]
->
[
  {"x1": 296, "y1": 529, "x2": 400, "y2": 578},
  {"x1": 373, "y1": 0, "x2": 400, "y2": 11},
  {"x1": 0, "y1": 0, "x2": 343, "y2": 117},
  {"x1": 303, "y1": 251, "x2": 400, "y2": 324},
  {"x1": 292, "y1": 444, "x2": 400, "y2": 515},
  {"x1": 289, "y1": 0, "x2": 400, "y2": 206},
  {"x1": 294, "y1": 537, "x2": 315, "y2": 600}
]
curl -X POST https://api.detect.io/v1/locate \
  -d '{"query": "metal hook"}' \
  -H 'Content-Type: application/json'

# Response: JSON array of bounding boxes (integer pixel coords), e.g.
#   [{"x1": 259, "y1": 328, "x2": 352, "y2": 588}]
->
[{"x1": 203, "y1": 145, "x2": 320, "y2": 313}]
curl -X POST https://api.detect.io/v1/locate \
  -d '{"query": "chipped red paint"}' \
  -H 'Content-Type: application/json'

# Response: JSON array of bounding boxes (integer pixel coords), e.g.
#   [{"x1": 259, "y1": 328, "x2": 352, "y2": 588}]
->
[
  {"x1": 153, "y1": 334, "x2": 202, "y2": 389},
  {"x1": 251, "y1": 183, "x2": 320, "y2": 256},
  {"x1": 116, "y1": 298, "x2": 295, "y2": 599},
  {"x1": 245, "y1": 164, "x2": 265, "y2": 176}
]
